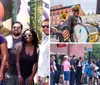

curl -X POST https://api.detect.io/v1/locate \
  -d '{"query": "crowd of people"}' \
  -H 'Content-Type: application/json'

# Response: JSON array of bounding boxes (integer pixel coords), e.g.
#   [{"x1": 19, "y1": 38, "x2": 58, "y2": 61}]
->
[
  {"x1": 50, "y1": 55, "x2": 100, "y2": 85},
  {"x1": 0, "y1": 18, "x2": 49, "y2": 85}
]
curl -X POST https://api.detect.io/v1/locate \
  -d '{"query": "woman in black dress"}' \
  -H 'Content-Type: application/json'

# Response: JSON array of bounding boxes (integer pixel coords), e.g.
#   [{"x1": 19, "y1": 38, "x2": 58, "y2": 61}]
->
[{"x1": 16, "y1": 29, "x2": 39, "y2": 85}]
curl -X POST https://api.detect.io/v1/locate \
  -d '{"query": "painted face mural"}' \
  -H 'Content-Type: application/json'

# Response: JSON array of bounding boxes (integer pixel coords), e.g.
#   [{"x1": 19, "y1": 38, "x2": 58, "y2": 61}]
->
[{"x1": 0, "y1": 0, "x2": 12, "y2": 36}]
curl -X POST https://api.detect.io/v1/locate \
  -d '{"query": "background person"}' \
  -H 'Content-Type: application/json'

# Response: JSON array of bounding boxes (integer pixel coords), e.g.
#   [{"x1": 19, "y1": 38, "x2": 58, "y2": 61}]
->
[
  {"x1": 62, "y1": 55, "x2": 71, "y2": 85},
  {"x1": 50, "y1": 55, "x2": 57, "y2": 85},
  {"x1": 96, "y1": 59, "x2": 100, "y2": 84},
  {"x1": 76, "y1": 57, "x2": 83, "y2": 85},
  {"x1": 70, "y1": 55, "x2": 77, "y2": 85}
]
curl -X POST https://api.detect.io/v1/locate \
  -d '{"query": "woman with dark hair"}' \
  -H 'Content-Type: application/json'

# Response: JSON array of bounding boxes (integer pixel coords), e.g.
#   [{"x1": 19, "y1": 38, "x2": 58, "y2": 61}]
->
[
  {"x1": 16, "y1": 29, "x2": 39, "y2": 85},
  {"x1": 0, "y1": 34, "x2": 7, "y2": 84},
  {"x1": 76, "y1": 57, "x2": 83, "y2": 85}
]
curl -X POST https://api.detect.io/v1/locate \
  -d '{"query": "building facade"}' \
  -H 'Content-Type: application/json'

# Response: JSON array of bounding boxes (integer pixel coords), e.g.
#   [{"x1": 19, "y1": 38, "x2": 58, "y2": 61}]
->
[
  {"x1": 50, "y1": 4, "x2": 85, "y2": 26},
  {"x1": 50, "y1": 44, "x2": 92, "y2": 58}
]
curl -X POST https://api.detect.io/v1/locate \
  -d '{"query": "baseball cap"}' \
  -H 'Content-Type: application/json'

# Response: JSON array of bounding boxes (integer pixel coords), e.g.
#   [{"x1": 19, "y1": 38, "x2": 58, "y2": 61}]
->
[
  {"x1": 64, "y1": 55, "x2": 68, "y2": 59},
  {"x1": 72, "y1": 5, "x2": 79, "y2": 11}
]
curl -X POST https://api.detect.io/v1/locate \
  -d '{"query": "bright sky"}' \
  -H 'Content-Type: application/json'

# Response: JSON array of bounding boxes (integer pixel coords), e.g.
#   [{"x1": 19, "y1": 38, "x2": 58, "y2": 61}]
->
[{"x1": 51, "y1": 0, "x2": 97, "y2": 15}]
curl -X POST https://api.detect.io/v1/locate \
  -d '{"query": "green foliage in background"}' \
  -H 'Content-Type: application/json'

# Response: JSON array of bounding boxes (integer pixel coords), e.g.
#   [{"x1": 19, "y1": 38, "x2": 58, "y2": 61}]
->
[
  {"x1": 30, "y1": 0, "x2": 43, "y2": 42},
  {"x1": 92, "y1": 44, "x2": 100, "y2": 59}
]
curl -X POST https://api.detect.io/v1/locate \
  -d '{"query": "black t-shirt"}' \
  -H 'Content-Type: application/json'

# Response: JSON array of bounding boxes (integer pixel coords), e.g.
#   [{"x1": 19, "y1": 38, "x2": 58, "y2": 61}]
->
[
  {"x1": 70, "y1": 59, "x2": 77, "y2": 71},
  {"x1": 7, "y1": 36, "x2": 22, "y2": 75},
  {"x1": 55, "y1": 57, "x2": 61, "y2": 70}
]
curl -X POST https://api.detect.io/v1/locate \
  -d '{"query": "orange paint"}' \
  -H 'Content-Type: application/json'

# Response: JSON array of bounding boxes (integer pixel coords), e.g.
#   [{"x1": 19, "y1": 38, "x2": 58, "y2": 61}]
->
[{"x1": 0, "y1": 2, "x2": 4, "y2": 20}]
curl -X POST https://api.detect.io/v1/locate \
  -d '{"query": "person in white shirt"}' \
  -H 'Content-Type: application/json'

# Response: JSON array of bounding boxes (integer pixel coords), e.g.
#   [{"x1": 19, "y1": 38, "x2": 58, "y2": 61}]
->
[{"x1": 38, "y1": 18, "x2": 49, "y2": 85}]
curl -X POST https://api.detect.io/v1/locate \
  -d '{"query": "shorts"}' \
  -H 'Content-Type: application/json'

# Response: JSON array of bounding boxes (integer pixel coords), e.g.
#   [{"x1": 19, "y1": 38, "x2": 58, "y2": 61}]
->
[
  {"x1": 64, "y1": 71, "x2": 70, "y2": 81},
  {"x1": 0, "y1": 81, "x2": 4, "y2": 85}
]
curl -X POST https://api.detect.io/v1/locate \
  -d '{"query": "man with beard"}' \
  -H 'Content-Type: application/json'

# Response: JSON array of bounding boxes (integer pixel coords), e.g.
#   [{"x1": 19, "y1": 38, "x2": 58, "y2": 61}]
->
[{"x1": 5, "y1": 21, "x2": 23, "y2": 85}]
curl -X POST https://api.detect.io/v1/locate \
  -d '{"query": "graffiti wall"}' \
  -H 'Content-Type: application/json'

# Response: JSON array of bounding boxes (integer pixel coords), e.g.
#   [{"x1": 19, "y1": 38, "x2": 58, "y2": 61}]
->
[{"x1": 0, "y1": 0, "x2": 12, "y2": 36}]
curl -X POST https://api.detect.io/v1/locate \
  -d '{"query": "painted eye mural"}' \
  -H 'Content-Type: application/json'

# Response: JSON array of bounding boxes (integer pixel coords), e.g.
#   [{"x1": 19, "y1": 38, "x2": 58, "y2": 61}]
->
[{"x1": 0, "y1": 0, "x2": 12, "y2": 36}]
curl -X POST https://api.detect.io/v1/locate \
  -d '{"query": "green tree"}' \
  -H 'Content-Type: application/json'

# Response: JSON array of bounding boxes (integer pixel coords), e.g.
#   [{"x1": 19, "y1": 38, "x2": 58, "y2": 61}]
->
[
  {"x1": 30, "y1": 0, "x2": 43, "y2": 42},
  {"x1": 92, "y1": 44, "x2": 100, "y2": 59}
]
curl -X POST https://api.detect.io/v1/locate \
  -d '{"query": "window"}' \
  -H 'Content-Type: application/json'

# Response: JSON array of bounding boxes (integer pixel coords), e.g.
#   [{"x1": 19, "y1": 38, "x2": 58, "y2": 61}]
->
[
  {"x1": 66, "y1": 10, "x2": 68, "y2": 13},
  {"x1": 57, "y1": 12, "x2": 59, "y2": 15},
  {"x1": 61, "y1": 11, "x2": 63, "y2": 14},
  {"x1": 53, "y1": 12, "x2": 56, "y2": 15}
]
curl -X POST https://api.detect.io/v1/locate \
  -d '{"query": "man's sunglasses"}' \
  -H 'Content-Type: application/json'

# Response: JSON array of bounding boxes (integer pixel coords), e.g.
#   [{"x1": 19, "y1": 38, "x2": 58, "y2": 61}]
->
[
  {"x1": 12, "y1": 26, "x2": 21, "y2": 29},
  {"x1": 74, "y1": 10, "x2": 79, "y2": 12},
  {"x1": 42, "y1": 25, "x2": 49, "y2": 28}
]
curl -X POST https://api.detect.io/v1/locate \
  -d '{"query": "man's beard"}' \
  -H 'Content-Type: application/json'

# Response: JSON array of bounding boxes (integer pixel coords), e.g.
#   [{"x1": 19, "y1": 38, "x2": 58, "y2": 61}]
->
[{"x1": 13, "y1": 33, "x2": 21, "y2": 36}]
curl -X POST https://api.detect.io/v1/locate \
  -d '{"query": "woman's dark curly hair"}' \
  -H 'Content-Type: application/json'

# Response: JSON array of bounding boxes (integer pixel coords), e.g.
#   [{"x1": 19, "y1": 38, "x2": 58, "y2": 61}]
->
[{"x1": 22, "y1": 29, "x2": 39, "y2": 48}]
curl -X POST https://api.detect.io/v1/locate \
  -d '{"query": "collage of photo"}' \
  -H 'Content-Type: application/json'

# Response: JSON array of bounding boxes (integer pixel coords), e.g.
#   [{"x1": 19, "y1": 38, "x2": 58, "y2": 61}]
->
[
  {"x1": 50, "y1": 0, "x2": 100, "y2": 85},
  {"x1": 0, "y1": 0, "x2": 100, "y2": 85}
]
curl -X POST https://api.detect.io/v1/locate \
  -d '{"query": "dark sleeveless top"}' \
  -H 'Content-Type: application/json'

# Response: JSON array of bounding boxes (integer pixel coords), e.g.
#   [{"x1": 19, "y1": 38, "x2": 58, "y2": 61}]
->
[{"x1": 19, "y1": 46, "x2": 38, "y2": 79}]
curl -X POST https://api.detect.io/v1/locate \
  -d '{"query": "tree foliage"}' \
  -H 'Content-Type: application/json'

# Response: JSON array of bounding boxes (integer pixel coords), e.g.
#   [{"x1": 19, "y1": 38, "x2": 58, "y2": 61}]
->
[
  {"x1": 92, "y1": 44, "x2": 100, "y2": 59},
  {"x1": 30, "y1": 0, "x2": 43, "y2": 42}
]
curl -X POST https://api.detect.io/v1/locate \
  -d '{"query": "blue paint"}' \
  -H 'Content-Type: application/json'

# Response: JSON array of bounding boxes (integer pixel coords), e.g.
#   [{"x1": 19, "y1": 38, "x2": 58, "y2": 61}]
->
[
  {"x1": 85, "y1": 27, "x2": 89, "y2": 33},
  {"x1": 79, "y1": 29, "x2": 82, "y2": 33}
]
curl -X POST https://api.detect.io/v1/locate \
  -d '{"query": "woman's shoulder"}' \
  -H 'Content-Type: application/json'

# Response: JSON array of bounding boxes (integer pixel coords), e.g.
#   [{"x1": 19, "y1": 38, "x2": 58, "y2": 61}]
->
[
  {"x1": 0, "y1": 34, "x2": 5, "y2": 39},
  {"x1": 0, "y1": 34, "x2": 7, "y2": 44}
]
